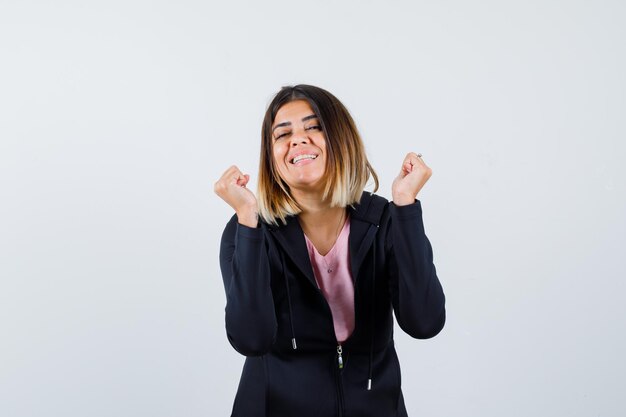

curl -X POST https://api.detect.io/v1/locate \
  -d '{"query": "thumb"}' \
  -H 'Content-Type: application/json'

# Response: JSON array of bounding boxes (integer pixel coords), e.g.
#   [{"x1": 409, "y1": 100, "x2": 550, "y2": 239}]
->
[
  {"x1": 236, "y1": 174, "x2": 250, "y2": 187},
  {"x1": 399, "y1": 161, "x2": 412, "y2": 177}
]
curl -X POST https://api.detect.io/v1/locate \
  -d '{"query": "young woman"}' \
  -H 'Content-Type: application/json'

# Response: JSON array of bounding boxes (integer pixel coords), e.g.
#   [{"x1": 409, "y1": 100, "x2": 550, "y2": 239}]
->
[{"x1": 214, "y1": 84, "x2": 446, "y2": 417}]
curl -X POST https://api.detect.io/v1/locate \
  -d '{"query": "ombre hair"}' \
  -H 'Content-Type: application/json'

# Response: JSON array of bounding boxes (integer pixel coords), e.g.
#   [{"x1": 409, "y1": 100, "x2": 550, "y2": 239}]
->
[{"x1": 257, "y1": 84, "x2": 379, "y2": 225}]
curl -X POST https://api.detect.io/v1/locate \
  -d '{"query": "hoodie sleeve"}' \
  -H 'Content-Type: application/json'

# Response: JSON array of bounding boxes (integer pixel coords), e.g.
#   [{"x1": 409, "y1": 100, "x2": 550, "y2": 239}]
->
[
  {"x1": 219, "y1": 215, "x2": 277, "y2": 356},
  {"x1": 386, "y1": 200, "x2": 446, "y2": 339}
]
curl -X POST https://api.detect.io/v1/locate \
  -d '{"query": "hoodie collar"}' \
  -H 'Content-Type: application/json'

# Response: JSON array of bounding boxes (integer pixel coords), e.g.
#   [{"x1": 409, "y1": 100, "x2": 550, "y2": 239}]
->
[{"x1": 267, "y1": 192, "x2": 386, "y2": 287}]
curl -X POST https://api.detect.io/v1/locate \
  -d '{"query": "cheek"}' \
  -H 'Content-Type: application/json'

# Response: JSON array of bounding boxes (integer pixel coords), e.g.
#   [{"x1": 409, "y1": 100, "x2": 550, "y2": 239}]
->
[
  {"x1": 315, "y1": 135, "x2": 327, "y2": 153},
  {"x1": 272, "y1": 146, "x2": 282, "y2": 163},
  {"x1": 272, "y1": 145, "x2": 288, "y2": 173}
]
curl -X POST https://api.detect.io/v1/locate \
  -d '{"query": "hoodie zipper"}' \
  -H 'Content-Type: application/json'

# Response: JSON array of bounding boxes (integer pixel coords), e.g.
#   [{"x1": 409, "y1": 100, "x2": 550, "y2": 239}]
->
[
  {"x1": 307, "y1": 250, "x2": 350, "y2": 417},
  {"x1": 335, "y1": 343, "x2": 345, "y2": 416},
  {"x1": 337, "y1": 344, "x2": 344, "y2": 369}
]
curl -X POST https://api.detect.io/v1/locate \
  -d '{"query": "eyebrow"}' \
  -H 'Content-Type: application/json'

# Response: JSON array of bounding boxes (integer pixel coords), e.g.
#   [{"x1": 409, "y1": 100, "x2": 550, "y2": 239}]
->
[{"x1": 272, "y1": 114, "x2": 318, "y2": 132}]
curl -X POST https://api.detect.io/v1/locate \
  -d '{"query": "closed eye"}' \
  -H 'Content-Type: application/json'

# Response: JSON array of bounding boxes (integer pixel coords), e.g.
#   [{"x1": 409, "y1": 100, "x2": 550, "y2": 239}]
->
[{"x1": 275, "y1": 126, "x2": 320, "y2": 140}]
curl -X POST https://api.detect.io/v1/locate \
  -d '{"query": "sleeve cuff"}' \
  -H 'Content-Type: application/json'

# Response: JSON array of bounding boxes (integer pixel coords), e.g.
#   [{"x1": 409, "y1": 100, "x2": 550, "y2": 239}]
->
[
  {"x1": 236, "y1": 221, "x2": 264, "y2": 240},
  {"x1": 389, "y1": 199, "x2": 423, "y2": 220}
]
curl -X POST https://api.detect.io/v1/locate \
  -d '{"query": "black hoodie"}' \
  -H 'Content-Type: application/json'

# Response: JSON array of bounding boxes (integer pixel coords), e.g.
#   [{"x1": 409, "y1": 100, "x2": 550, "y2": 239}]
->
[{"x1": 219, "y1": 192, "x2": 446, "y2": 417}]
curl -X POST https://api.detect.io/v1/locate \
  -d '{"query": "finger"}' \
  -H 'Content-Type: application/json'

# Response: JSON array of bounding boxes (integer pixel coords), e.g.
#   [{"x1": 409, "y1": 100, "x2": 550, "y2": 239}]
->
[
  {"x1": 409, "y1": 152, "x2": 423, "y2": 163},
  {"x1": 401, "y1": 153, "x2": 419, "y2": 174},
  {"x1": 219, "y1": 165, "x2": 241, "y2": 182},
  {"x1": 408, "y1": 152, "x2": 429, "y2": 170},
  {"x1": 412, "y1": 154, "x2": 433, "y2": 179},
  {"x1": 224, "y1": 166, "x2": 248, "y2": 186},
  {"x1": 230, "y1": 167, "x2": 245, "y2": 181},
  {"x1": 236, "y1": 174, "x2": 250, "y2": 187},
  {"x1": 215, "y1": 165, "x2": 246, "y2": 193}
]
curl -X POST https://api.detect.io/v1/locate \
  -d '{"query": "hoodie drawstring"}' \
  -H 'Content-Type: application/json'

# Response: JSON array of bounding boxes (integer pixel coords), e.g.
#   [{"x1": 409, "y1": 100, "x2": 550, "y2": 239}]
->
[
  {"x1": 276, "y1": 223, "x2": 378, "y2": 388},
  {"x1": 367, "y1": 238, "x2": 376, "y2": 391},
  {"x1": 279, "y1": 249, "x2": 298, "y2": 350}
]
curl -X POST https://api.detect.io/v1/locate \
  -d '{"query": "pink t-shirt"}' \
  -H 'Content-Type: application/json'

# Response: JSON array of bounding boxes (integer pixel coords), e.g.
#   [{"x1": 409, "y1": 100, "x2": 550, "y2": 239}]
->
[{"x1": 304, "y1": 216, "x2": 354, "y2": 342}]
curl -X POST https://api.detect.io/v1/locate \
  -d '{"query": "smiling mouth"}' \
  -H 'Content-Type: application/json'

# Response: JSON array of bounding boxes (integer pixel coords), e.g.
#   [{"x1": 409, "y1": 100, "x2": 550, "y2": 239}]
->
[{"x1": 290, "y1": 154, "x2": 318, "y2": 164}]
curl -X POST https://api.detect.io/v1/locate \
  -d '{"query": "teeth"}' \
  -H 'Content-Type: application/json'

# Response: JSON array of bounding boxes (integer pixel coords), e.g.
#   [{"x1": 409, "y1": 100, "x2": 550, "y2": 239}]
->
[{"x1": 291, "y1": 154, "x2": 317, "y2": 164}]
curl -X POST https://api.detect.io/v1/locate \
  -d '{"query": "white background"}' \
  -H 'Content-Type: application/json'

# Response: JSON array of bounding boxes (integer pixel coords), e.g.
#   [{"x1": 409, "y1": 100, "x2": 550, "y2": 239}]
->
[{"x1": 1, "y1": 1, "x2": 625, "y2": 416}]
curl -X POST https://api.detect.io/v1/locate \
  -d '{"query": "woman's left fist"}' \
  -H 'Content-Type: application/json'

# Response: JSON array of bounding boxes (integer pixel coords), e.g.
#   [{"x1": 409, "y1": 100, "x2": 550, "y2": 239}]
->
[{"x1": 392, "y1": 152, "x2": 432, "y2": 206}]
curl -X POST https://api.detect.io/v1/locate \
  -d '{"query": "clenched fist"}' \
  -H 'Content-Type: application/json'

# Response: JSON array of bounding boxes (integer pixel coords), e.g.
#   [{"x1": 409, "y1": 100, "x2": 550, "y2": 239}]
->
[
  {"x1": 214, "y1": 165, "x2": 259, "y2": 227},
  {"x1": 392, "y1": 153, "x2": 432, "y2": 206}
]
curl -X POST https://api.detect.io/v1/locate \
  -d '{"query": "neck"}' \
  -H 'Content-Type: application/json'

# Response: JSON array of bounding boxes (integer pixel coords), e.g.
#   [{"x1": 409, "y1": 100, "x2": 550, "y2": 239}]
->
[{"x1": 293, "y1": 189, "x2": 346, "y2": 241}]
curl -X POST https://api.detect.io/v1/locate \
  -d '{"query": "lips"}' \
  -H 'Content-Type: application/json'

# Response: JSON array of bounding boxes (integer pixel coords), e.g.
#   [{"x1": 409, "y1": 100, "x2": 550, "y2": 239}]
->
[
  {"x1": 288, "y1": 149, "x2": 319, "y2": 164},
  {"x1": 290, "y1": 154, "x2": 318, "y2": 164}
]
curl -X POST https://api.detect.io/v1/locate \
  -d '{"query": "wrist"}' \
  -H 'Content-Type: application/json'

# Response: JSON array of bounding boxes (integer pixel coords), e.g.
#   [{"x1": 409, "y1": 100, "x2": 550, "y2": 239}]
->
[
  {"x1": 236, "y1": 207, "x2": 259, "y2": 228},
  {"x1": 392, "y1": 192, "x2": 416, "y2": 206}
]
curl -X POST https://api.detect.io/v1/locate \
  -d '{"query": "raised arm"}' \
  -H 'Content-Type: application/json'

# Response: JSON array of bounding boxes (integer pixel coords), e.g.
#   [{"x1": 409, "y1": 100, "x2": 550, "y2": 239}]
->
[
  {"x1": 215, "y1": 165, "x2": 277, "y2": 355},
  {"x1": 387, "y1": 152, "x2": 446, "y2": 338}
]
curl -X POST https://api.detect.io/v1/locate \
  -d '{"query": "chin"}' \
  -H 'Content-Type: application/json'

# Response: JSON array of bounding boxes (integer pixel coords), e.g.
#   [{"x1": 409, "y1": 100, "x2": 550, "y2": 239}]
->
[{"x1": 290, "y1": 176, "x2": 326, "y2": 192}]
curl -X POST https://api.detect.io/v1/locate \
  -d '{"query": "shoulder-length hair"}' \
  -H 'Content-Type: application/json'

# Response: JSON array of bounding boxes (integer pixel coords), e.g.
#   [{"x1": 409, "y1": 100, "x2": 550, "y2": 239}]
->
[{"x1": 257, "y1": 84, "x2": 378, "y2": 225}]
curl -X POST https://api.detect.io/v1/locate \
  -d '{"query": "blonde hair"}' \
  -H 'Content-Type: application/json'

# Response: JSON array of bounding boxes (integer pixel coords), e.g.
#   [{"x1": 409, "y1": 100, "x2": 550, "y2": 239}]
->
[{"x1": 257, "y1": 85, "x2": 378, "y2": 225}]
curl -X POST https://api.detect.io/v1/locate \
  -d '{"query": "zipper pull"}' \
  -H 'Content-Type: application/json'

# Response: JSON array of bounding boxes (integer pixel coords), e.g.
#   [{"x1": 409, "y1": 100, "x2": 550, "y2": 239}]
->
[{"x1": 337, "y1": 344, "x2": 344, "y2": 369}]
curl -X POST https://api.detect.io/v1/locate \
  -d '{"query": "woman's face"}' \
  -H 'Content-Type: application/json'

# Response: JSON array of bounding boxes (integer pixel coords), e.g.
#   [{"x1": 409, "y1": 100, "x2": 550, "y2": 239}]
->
[{"x1": 271, "y1": 100, "x2": 327, "y2": 193}]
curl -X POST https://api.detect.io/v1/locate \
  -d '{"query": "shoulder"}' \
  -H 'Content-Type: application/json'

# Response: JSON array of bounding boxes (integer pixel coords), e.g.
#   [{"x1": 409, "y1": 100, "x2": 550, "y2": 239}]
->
[{"x1": 349, "y1": 191, "x2": 390, "y2": 226}]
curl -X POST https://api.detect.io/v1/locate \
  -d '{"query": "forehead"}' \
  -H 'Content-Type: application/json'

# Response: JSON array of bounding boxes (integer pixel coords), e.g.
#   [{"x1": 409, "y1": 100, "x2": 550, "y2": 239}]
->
[{"x1": 273, "y1": 100, "x2": 316, "y2": 126}]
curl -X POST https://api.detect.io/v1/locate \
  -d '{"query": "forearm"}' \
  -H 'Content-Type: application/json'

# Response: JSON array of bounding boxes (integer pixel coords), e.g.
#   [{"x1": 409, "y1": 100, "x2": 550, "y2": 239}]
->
[
  {"x1": 220, "y1": 219, "x2": 277, "y2": 355},
  {"x1": 388, "y1": 201, "x2": 446, "y2": 338}
]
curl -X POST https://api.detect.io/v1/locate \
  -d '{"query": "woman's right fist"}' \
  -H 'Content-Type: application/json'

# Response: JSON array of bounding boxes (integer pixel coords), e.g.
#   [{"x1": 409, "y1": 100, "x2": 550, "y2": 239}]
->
[{"x1": 214, "y1": 165, "x2": 259, "y2": 227}]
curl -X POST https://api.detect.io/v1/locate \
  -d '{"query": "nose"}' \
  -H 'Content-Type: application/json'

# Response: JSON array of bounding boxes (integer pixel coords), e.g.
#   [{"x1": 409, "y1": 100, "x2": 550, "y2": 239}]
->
[{"x1": 289, "y1": 133, "x2": 311, "y2": 147}]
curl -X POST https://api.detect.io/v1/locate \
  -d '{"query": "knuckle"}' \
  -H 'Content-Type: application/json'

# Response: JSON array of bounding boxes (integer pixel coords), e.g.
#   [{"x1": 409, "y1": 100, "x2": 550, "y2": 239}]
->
[{"x1": 214, "y1": 182, "x2": 225, "y2": 192}]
